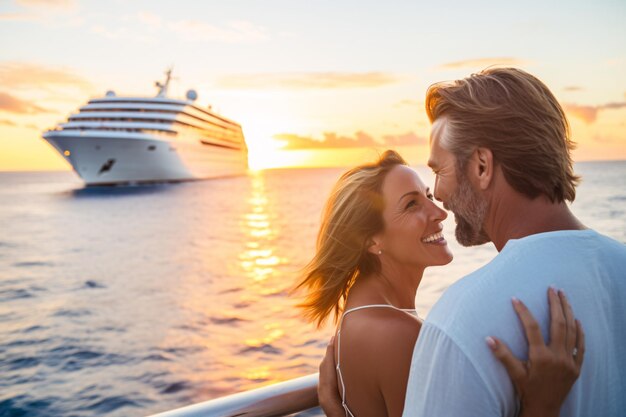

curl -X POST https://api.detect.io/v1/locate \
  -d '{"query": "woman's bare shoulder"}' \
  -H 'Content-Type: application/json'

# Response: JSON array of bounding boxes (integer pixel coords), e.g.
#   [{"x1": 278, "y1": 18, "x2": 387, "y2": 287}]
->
[
  {"x1": 337, "y1": 308, "x2": 421, "y2": 417},
  {"x1": 339, "y1": 308, "x2": 421, "y2": 359}
]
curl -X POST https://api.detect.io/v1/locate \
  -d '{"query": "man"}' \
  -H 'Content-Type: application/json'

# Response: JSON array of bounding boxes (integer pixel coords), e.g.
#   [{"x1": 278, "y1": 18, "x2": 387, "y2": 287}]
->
[{"x1": 319, "y1": 68, "x2": 626, "y2": 416}]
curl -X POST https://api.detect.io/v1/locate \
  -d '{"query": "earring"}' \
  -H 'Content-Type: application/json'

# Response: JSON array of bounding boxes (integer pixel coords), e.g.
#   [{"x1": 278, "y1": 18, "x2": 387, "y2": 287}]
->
[{"x1": 378, "y1": 250, "x2": 382, "y2": 255}]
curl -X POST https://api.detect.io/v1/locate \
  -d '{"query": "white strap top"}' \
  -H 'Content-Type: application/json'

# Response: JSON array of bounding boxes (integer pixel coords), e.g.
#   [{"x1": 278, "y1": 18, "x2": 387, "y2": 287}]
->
[{"x1": 335, "y1": 304, "x2": 419, "y2": 417}]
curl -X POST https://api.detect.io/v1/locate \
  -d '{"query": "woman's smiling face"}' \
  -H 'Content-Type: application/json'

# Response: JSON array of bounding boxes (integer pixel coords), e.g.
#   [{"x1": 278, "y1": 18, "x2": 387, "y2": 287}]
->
[{"x1": 372, "y1": 165, "x2": 453, "y2": 269}]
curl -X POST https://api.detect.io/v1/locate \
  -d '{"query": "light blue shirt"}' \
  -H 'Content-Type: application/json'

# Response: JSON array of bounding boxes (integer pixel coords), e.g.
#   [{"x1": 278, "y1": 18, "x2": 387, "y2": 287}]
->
[{"x1": 403, "y1": 230, "x2": 626, "y2": 417}]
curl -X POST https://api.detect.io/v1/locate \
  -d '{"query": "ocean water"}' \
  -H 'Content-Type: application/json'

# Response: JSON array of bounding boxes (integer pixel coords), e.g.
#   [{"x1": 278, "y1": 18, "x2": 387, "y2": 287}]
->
[{"x1": 0, "y1": 161, "x2": 624, "y2": 416}]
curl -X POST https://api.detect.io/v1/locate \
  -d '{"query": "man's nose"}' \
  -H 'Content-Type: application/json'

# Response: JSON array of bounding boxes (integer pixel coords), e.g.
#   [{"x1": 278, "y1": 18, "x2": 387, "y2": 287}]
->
[{"x1": 433, "y1": 176, "x2": 443, "y2": 202}]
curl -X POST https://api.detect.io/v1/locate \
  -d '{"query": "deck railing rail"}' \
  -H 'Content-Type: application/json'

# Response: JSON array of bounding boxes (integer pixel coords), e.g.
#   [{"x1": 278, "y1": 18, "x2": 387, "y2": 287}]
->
[{"x1": 149, "y1": 373, "x2": 320, "y2": 417}]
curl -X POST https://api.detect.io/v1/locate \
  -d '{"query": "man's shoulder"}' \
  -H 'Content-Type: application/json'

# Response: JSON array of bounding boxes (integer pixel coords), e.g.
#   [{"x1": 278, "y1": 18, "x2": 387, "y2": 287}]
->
[
  {"x1": 425, "y1": 229, "x2": 626, "y2": 335},
  {"x1": 425, "y1": 246, "x2": 518, "y2": 325},
  {"x1": 509, "y1": 228, "x2": 626, "y2": 258}
]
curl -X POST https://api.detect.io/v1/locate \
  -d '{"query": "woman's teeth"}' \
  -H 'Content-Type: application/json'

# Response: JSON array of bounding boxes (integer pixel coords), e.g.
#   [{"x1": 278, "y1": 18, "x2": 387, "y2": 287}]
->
[{"x1": 422, "y1": 232, "x2": 443, "y2": 243}]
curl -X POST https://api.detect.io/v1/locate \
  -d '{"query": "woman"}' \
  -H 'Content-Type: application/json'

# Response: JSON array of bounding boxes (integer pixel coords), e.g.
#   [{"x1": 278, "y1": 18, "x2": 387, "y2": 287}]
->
[{"x1": 296, "y1": 150, "x2": 584, "y2": 417}]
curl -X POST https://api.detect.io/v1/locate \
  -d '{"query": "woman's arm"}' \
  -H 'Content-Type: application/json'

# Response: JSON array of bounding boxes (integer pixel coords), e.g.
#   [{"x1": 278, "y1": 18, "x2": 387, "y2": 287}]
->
[{"x1": 487, "y1": 288, "x2": 585, "y2": 417}]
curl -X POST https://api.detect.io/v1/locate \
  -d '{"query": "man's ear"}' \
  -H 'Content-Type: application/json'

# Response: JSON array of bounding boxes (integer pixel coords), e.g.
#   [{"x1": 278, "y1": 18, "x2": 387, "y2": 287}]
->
[{"x1": 471, "y1": 147, "x2": 494, "y2": 190}]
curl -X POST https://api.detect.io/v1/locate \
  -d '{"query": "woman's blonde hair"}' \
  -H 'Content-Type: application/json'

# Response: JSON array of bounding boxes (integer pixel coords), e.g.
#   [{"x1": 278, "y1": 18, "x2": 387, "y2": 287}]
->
[
  {"x1": 295, "y1": 150, "x2": 407, "y2": 328},
  {"x1": 426, "y1": 67, "x2": 580, "y2": 203}
]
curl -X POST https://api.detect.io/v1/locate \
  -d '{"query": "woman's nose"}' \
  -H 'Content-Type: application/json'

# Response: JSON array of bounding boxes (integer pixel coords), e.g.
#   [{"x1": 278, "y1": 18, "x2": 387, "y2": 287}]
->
[{"x1": 428, "y1": 199, "x2": 447, "y2": 222}]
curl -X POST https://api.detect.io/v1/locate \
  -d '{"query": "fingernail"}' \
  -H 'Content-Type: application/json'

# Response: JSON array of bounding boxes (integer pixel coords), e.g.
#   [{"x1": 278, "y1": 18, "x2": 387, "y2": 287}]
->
[
  {"x1": 549, "y1": 286, "x2": 557, "y2": 295},
  {"x1": 485, "y1": 336, "x2": 497, "y2": 350},
  {"x1": 511, "y1": 296, "x2": 520, "y2": 305},
  {"x1": 559, "y1": 288, "x2": 566, "y2": 297}
]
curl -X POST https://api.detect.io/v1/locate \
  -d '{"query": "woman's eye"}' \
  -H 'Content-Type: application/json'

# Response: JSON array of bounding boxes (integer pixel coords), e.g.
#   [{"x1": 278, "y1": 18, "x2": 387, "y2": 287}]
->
[{"x1": 405, "y1": 200, "x2": 417, "y2": 209}]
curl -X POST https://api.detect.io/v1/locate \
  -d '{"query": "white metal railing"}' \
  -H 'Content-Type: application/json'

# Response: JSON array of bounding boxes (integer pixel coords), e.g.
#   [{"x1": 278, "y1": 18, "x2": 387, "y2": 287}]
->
[{"x1": 149, "y1": 373, "x2": 320, "y2": 417}]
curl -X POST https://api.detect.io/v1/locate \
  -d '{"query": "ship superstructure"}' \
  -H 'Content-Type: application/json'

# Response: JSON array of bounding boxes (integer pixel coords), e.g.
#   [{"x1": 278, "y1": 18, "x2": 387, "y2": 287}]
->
[{"x1": 43, "y1": 69, "x2": 248, "y2": 185}]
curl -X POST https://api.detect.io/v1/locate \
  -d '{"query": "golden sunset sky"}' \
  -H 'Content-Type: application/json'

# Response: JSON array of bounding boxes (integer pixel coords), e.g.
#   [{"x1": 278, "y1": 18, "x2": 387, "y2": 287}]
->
[{"x1": 1, "y1": 0, "x2": 625, "y2": 170}]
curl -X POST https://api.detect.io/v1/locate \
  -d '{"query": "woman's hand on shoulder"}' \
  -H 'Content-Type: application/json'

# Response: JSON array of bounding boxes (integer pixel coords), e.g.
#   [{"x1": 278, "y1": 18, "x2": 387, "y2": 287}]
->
[{"x1": 487, "y1": 288, "x2": 585, "y2": 417}]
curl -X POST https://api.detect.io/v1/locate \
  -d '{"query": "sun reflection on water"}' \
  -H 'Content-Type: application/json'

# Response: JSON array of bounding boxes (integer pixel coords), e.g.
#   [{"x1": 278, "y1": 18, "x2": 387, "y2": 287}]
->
[
  {"x1": 238, "y1": 173, "x2": 281, "y2": 282},
  {"x1": 234, "y1": 171, "x2": 291, "y2": 384},
  {"x1": 156, "y1": 170, "x2": 338, "y2": 400}
]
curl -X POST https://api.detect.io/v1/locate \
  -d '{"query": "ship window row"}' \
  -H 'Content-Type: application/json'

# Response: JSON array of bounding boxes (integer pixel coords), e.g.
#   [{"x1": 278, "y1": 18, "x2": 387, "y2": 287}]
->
[
  {"x1": 200, "y1": 139, "x2": 245, "y2": 151},
  {"x1": 69, "y1": 116, "x2": 182, "y2": 126},
  {"x1": 63, "y1": 126, "x2": 176, "y2": 136},
  {"x1": 182, "y1": 124, "x2": 243, "y2": 144},
  {"x1": 77, "y1": 110, "x2": 239, "y2": 132},
  {"x1": 82, "y1": 108, "x2": 181, "y2": 114},
  {"x1": 68, "y1": 117, "x2": 243, "y2": 144},
  {"x1": 88, "y1": 100, "x2": 239, "y2": 127},
  {"x1": 187, "y1": 104, "x2": 238, "y2": 127},
  {"x1": 70, "y1": 117, "x2": 174, "y2": 124},
  {"x1": 65, "y1": 119, "x2": 243, "y2": 144},
  {"x1": 186, "y1": 121, "x2": 242, "y2": 141},
  {"x1": 183, "y1": 126, "x2": 243, "y2": 144}
]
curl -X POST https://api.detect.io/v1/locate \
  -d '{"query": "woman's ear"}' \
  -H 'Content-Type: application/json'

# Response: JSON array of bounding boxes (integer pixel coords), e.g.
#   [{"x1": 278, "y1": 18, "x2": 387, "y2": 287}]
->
[
  {"x1": 471, "y1": 147, "x2": 494, "y2": 190},
  {"x1": 367, "y1": 235, "x2": 383, "y2": 255}
]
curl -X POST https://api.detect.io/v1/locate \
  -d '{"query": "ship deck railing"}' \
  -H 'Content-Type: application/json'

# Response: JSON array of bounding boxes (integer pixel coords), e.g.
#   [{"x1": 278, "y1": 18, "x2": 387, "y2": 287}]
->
[{"x1": 149, "y1": 373, "x2": 320, "y2": 417}]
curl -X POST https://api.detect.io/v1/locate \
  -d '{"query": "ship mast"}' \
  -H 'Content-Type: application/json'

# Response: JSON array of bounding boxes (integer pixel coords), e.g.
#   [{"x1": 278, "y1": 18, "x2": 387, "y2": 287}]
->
[{"x1": 155, "y1": 68, "x2": 173, "y2": 97}]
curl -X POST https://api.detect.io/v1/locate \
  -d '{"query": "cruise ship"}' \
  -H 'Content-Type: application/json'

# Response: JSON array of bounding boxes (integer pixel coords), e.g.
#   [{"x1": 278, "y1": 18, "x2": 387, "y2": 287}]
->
[{"x1": 42, "y1": 70, "x2": 248, "y2": 185}]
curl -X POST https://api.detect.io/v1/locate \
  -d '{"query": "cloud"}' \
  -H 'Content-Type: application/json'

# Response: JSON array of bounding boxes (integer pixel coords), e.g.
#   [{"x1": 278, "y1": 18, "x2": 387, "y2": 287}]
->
[
  {"x1": 564, "y1": 102, "x2": 626, "y2": 124},
  {"x1": 137, "y1": 11, "x2": 162, "y2": 29},
  {"x1": 168, "y1": 19, "x2": 269, "y2": 43},
  {"x1": 591, "y1": 134, "x2": 623, "y2": 144},
  {"x1": 0, "y1": 12, "x2": 39, "y2": 21},
  {"x1": 274, "y1": 130, "x2": 425, "y2": 149},
  {"x1": 0, "y1": 119, "x2": 39, "y2": 129},
  {"x1": 91, "y1": 14, "x2": 267, "y2": 44},
  {"x1": 0, "y1": 118, "x2": 17, "y2": 126},
  {"x1": 0, "y1": 62, "x2": 92, "y2": 91},
  {"x1": 603, "y1": 102, "x2": 626, "y2": 110},
  {"x1": 90, "y1": 24, "x2": 141, "y2": 41},
  {"x1": 394, "y1": 99, "x2": 421, "y2": 108},
  {"x1": 563, "y1": 86, "x2": 583, "y2": 92},
  {"x1": 2, "y1": 9, "x2": 83, "y2": 27},
  {"x1": 16, "y1": 0, "x2": 75, "y2": 9},
  {"x1": 382, "y1": 132, "x2": 427, "y2": 146},
  {"x1": 438, "y1": 57, "x2": 530, "y2": 70},
  {"x1": 218, "y1": 72, "x2": 399, "y2": 90},
  {"x1": 0, "y1": 91, "x2": 49, "y2": 114},
  {"x1": 564, "y1": 104, "x2": 598, "y2": 123},
  {"x1": 274, "y1": 131, "x2": 376, "y2": 149}
]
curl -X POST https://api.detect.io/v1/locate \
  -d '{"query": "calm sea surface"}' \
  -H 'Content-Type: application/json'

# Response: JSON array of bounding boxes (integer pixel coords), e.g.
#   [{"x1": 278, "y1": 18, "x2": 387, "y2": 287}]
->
[{"x1": 1, "y1": 161, "x2": 624, "y2": 416}]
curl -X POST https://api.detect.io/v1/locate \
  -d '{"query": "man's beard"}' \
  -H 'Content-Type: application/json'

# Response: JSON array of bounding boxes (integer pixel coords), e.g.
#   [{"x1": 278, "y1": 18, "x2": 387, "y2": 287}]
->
[{"x1": 446, "y1": 173, "x2": 490, "y2": 247}]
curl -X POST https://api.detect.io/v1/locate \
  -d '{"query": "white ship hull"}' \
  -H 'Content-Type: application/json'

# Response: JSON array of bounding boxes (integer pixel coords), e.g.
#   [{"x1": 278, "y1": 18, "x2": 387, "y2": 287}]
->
[{"x1": 43, "y1": 130, "x2": 248, "y2": 185}]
